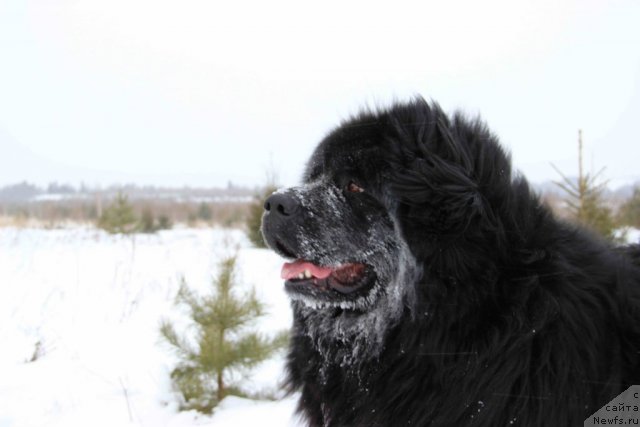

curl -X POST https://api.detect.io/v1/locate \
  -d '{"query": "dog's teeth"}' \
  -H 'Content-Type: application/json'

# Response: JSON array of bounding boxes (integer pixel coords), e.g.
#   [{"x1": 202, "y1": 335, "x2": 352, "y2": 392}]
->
[
  {"x1": 298, "y1": 273, "x2": 305, "y2": 279},
  {"x1": 304, "y1": 269, "x2": 312, "y2": 279}
]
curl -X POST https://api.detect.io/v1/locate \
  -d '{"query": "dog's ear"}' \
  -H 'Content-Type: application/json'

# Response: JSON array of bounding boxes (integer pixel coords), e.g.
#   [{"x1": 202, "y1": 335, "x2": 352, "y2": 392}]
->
[
  {"x1": 389, "y1": 156, "x2": 485, "y2": 240},
  {"x1": 387, "y1": 113, "x2": 489, "y2": 240}
]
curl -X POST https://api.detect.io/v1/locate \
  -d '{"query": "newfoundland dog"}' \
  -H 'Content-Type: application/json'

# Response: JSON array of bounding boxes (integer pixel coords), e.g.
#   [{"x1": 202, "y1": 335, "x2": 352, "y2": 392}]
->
[{"x1": 261, "y1": 98, "x2": 640, "y2": 426}]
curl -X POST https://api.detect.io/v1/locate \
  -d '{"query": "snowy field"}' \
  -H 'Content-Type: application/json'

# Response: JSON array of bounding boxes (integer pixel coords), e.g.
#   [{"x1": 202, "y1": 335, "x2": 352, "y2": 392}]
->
[
  {"x1": 619, "y1": 227, "x2": 640, "y2": 245},
  {"x1": 1, "y1": 226, "x2": 638, "y2": 427},
  {"x1": 0, "y1": 227, "x2": 302, "y2": 427}
]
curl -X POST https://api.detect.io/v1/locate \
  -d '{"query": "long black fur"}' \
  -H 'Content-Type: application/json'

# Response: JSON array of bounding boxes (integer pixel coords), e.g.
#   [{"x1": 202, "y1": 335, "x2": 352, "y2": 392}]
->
[{"x1": 264, "y1": 98, "x2": 640, "y2": 426}]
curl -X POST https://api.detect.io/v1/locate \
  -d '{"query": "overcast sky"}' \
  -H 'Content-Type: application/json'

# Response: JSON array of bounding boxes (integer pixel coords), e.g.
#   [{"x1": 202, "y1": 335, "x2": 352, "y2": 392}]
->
[{"x1": 1, "y1": 0, "x2": 639, "y2": 189}]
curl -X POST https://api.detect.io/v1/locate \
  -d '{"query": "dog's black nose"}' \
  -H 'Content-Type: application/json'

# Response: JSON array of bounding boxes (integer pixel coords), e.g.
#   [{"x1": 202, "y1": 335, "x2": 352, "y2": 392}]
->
[{"x1": 264, "y1": 192, "x2": 299, "y2": 217}]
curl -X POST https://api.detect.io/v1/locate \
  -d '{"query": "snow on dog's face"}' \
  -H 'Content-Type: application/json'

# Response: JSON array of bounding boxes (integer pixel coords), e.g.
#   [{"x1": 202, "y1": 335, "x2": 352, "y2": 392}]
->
[
  {"x1": 261, "y1": 119, "x2": 420, "y2": 359},
  {"x1": 263, "y1": 180, "x2": 396, "y2": 310}
]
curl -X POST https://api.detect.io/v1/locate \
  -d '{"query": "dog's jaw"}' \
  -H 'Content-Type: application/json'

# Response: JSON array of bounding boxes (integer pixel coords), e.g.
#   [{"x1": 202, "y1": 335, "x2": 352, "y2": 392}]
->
[
  {"x1": 262, "y1": 175, "x2": 422, "y2": 364},
  {"x1": 294, "y1": 232, "x2": 421, "y2": 367}
]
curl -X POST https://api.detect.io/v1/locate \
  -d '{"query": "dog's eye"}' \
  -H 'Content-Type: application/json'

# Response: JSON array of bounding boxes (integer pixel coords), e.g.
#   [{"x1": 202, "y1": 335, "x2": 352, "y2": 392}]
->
[{"x1": 346, "y1": 181, "x2": 365, "y2": 193}]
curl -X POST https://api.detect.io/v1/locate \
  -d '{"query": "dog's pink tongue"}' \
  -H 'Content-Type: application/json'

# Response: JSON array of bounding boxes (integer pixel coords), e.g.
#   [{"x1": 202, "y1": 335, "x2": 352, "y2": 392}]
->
[{"x1": 281, "y1": 260, "x2": 333, "y2": 280}]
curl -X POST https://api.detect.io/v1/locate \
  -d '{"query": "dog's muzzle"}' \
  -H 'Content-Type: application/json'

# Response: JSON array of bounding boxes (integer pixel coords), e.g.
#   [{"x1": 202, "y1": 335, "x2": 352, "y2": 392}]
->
[{"x1": 261, "y1": 190, "x2": 301, "y2": 259}]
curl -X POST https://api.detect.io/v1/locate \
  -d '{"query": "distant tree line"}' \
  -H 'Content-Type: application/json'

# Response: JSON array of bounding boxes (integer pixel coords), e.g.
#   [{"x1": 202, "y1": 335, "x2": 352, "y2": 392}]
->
[
  {"x1": 0, "y1": 162, "x2": 639, "y2": 241},
  {"x1": 96, "y1": 193, "x2": 174, "y2": 234},
  {"x1": 0, "y1": 184, "x2": 257, "y2": 230},
  {"x1": 0, "y1": 181, "x2": 255, "y2": 203}
]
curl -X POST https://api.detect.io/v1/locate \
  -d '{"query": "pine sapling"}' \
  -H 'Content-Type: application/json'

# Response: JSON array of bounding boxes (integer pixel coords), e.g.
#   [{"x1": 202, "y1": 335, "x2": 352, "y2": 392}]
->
[{"x1": 160, "y1": 255, "x2": 288, "y2": 414}]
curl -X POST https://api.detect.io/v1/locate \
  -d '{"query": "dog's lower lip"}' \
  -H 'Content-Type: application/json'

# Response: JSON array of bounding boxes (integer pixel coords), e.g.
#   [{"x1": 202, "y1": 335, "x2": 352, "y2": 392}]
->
[
  {"x1": 284, "y1": 263, "x2": 373, "y2": 295},
  {"x1": 285, "y1": 277, "x2": 330, "y2": 292},
  {"x1": 285, "y1": 278, "x2": 361, "y2": 293}
]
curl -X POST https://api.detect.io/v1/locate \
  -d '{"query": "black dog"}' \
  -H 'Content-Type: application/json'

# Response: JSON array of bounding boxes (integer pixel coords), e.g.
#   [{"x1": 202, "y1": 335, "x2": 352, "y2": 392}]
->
[{"x1": 261, "y1": 98, "x2": 640, "y2": 426}]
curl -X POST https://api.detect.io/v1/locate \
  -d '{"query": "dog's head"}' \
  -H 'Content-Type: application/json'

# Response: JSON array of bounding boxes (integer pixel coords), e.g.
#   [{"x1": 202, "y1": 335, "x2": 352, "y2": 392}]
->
[
  {"x1": 261, "y1": 98, "x2": 514, "y2": 358},
  {"x1": 260, "y1": 104, "x2": 435, "y2": 364},
  {"x1": 261, "y1": 115, "x2": 410, "y2": 314},
  {"x1": 261, "y1": 114, "x2": 420, "y2": 361}
]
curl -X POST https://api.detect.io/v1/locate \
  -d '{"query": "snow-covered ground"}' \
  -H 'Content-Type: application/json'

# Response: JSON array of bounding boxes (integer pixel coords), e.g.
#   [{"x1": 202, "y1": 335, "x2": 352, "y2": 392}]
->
[
  {"x1": 1, "y1": 226, "x2": 638, "y2": 427},
  {"x1": 0, "y1": 227, "x2": 301, "y2": 427},
  {"x1": 621, "y1": 227, "x2": 640, "y2": 244}
]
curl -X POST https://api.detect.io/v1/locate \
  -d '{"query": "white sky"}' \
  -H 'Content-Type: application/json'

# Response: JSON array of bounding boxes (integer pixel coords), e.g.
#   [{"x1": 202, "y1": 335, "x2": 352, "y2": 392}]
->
[{"x1": 1, "y1": 0, "x2": 639, "y2": 188}]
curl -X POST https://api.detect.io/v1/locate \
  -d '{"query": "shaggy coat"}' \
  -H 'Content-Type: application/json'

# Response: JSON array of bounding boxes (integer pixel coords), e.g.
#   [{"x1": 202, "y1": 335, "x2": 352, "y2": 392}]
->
[{"x1": 262, "y1": 98, "x2": 640, "y2": 427}]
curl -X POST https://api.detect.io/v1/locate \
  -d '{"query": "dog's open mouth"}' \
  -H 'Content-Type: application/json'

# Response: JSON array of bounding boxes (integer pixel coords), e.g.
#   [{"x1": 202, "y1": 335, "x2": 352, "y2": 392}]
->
[{"x1": 281, "y1": 260, "x2": 373, "y2": 295}]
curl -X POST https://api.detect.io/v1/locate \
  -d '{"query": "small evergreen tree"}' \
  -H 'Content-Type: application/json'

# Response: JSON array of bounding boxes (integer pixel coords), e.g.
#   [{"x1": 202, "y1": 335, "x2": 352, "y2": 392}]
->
[
  {"x1": 552, "y1": 130, "x2": 617, "y2": 241},
  {"x1": 139, "y1": 207, "x2": 156, "y2": 233},
  {"x1": 139, "y1": 207, "x2": 173, "y2": 233},
  {"x1": 197, "y1": 202, "x2": 213, "y2": 222},
  {"x1": 157, "y1": 214, "x2": 173, "y2": 230},
  {"x1": 97, "y1": 192, "x2": 138, "y2": 234},
  {"x1": 246, "y1": 185, "x2": 277, "y2": 248},
  {"x1": 618, "y1": 187, "x2": 640, "y2": 229},
  {"x1": 160, "y1": 256, "x2": 288, "y2": 414}
]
